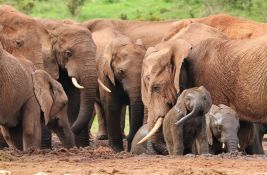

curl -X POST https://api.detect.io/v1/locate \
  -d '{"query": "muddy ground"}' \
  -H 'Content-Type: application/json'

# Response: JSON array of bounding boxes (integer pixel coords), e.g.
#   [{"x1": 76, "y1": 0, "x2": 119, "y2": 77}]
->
[{"x1": 0, "y1": 137, "x2": 267, "y2": 175}]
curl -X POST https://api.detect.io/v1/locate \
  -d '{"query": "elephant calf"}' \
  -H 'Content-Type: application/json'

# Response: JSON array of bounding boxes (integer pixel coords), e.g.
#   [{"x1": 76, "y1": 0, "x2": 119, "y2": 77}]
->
[
  {"x1": 130, "y1": 124, "x2": 157, "y2": 155},
  {"x1": 206, "y1": 104, "x2": 240, "y2": 155},
  {"x1": 163, "y1": 86, "x2": 212, "y2": 155}
]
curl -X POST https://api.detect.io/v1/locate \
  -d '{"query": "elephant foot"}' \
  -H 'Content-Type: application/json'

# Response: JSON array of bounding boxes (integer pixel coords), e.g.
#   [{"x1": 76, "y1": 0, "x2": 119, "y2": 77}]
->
[
  {"x1": 185, "y1": 153, "x2": 195, "y2": 157},
  {"x1": 109, "y1": 139, "x2": 124, "y2": 152},
  {"x1": 96, "y1": 134, "x2": 108, "y2": 140},
  {"x1": 200, "y1": 153, "x2": 213, "y2": 157}
]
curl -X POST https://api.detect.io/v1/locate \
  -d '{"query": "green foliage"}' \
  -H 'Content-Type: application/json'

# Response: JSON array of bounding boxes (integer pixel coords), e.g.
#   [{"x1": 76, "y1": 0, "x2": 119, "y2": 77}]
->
[
  {"x1": 1, "y1": 0, "x2": 267, "y2": 22},
  {"x1": 66, "y1": 0, "x2": 85, "y2": 16}
]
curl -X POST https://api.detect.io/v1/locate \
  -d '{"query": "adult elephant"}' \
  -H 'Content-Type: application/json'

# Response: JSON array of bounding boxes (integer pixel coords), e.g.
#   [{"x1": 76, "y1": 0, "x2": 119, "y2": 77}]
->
[
  {"x1": 93, "y1": 27, "x2": 146, "y2": 151},
  {"x1": 0, "y1": 43, "x2": 74, "y2": 150},
  {"x1": 141, "y1": 23, "x2": 228, "y2": 154},
  {"x1": 38, "y1": 19, "x2": 98, "y2": 147},
  {"x1": 163, "y1": 13, "x2": 267, "y2": 41},
  {"x1": 0, "y1": 5, "x2": 47, "y2": 149},
  {"x1": 83, "y1": 19, "x2": 174, "y2": 48}
]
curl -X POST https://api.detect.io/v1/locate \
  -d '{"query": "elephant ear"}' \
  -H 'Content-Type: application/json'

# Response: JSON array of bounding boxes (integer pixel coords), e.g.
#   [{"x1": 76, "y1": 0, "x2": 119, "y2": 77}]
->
[
  {"x1": 175, "y1": 90, "x2": 187, "y2": 116},
  {"x1": 205, "y1": 105, "x2": 219, "y2": 145},
  {"x1": 103, "y1": 40, "x2": 116, "y2": 85},
  {"x1": 171, "y1": 39, "x2": 192, "y2": 93},
  {"x1": 102, "y1": 36, "x2": 131, "y2": 85},
  {"x1": 42, "y1": 29, "x2": 59, "y2": 80},
  {"x1": 32, "y1": 70, "x2": 68, "y2": 125}
]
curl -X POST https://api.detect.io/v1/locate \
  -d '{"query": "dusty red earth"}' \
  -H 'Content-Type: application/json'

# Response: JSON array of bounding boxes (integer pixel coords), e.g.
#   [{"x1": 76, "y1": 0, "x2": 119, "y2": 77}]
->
[{"x1": 1, "y1": 137, "x2": 267, "y2": 175}]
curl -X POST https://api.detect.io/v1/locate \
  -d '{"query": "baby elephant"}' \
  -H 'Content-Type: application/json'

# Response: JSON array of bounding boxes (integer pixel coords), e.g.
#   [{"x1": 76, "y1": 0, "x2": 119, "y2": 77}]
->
[
  {"x1": 163, "y1": 86, "x2": 212, "y2": 155},
  {"x1": 130, "y1": 124, "x2": 157, "y2": 155},
  {"x1": 205, "y1": 104, "x2": 240, "y2": 154}
]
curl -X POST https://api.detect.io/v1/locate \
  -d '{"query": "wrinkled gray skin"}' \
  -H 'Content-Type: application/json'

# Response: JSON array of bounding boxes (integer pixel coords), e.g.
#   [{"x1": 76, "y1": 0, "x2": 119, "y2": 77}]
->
[
  {"x1": 206, "y1": 104, "x2": 240, "y2": 155},
  {"x1": 130, "y1": 124, "x2": 156, "y2": 154},
  {"x1": 0, "y1": 44, "x2": 74, "y2": 150},
  {"x1": 163, "y1": 86, "x2": 212, "y2": 155}
]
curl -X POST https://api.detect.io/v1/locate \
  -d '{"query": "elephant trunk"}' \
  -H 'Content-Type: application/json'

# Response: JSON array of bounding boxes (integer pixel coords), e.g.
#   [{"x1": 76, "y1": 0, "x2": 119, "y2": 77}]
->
[
  {"x1": 175, "y1": 105, "x2": 201, "y2": 126},
  {"x1": 226, "y1": 136, "x2": 239, "y2": 154},
  {"x1": 127, "y1": 88, "x2": 144, "y2": 151},
  {"x1": 53, "y1": 126, "x2": 75, "y2": 149},
  {"x1": 71, "y1": 67, "x2": 97, "y2": 135}
]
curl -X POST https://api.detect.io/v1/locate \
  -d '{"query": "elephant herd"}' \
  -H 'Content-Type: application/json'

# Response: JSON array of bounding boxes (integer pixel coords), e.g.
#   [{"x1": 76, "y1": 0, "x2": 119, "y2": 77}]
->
[{"x1": 1, "y1": 5, "x2": 267, "y2": 157}]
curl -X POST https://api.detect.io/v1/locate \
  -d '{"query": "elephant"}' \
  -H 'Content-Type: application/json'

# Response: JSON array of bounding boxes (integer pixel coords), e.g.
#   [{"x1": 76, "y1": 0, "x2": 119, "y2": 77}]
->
[
  {"x1": 205, "y1": 104, "x2": 240, "y2": 154},
  {"x1": 92, "y1": 27, "x2": 146, "y2": 152},
  {"x1": 130, "y1": 124, "x2": 156, "y2": 155},
  {"x1": 162, "y1": 13, "x2": 267, "y2": 41},
  {"x1": 36, "y1": 19, "x2": 98, "y2": 147},
  {"x1": 0, "y1": 6, "x2": 49, "y2": 149},
  {"x1": 145, "y1": 27, "x2": 267, "y2": 153},
  {"x1": 160, "y1": 86, "x2": 211, "y2": 155},
  {"x1": 0, "y1": 43, "x2": 74, "y2": 150},
  {"x1": 83, "y1": 19, "x2": 174, "y2": 48},
  {"x1": 140, "y1": 23, "x2": 228, "y2": 154},
  {"x1": 0, "y1": 5, "x2": 44, "y2": 69}
]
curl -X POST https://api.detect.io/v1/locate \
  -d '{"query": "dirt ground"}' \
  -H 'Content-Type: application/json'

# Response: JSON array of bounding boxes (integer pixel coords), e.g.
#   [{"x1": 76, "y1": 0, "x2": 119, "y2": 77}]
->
[{"x1": 1, "y1": 137, "x2": 267, "y2": 175}]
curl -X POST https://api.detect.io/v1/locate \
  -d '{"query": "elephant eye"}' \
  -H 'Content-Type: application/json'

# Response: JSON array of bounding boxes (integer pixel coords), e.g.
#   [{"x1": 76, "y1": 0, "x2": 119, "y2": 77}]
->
[
  {"x1": 151, "y1": 84, "x2": 161, "y2": 93},
  {"x1": 64, "y1": 50, "x2": 72, "y2": 59},
  {"x1": 118, "y1": 69, "x2": 125, "y2": 78},
  {"x1": 15, "y1": 39, "x2": 24, "y2": 48}
]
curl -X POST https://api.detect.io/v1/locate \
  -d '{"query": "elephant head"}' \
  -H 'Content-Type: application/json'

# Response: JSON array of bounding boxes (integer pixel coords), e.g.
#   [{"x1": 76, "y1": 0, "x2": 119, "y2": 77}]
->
[
  {"x1": 44, "y1": 23, "x2": 97, "y2": 135},
  {"x1": 206, "y1": 104, "x2": 240, "y2": 154},
  {"x1": 141, "y1": 39, "x2": 192, "y2": 154},
  {"x1": 101, "y1": 36, "x2": 146, "y2": 150},
  {"x1": 0, "y1": 5, "x2": 43, "y2": 69},
  {"x1": 32, "y1": 70, "x2": 75, "y2": 148}
]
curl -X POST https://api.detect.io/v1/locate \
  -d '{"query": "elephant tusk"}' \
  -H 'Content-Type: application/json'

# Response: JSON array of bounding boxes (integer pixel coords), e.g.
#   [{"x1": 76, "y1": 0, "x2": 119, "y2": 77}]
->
[
  {"x1": 98, "y1": 79, "x2": 111, "y2": 93},
  {"x1": 238, "y1": 144, "x2": 240, "y2": 149},
  {"x1": 222, "y1": 143, "x2": 225, "y2": 149},
  {"x1": 137, "y1": 117, "x2": 163, "y2": 144},
  {"x1": 71, "y1": 77, "x2": 84, "y2": 89}
]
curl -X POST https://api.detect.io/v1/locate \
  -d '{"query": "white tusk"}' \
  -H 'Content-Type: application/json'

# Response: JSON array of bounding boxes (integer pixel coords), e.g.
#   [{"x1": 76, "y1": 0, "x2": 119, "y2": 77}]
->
[
  {"x1": 137, "y1": 117, "x2": 163, "y2": 144},
  {"x1": 71, "y1": 77, "x2": 84, "y2": 89},
  {"x1": 98, "y1": 79, "x2": 111, "y2": 93},
  {"x1": 238, "y1": 144, "x2": 240, "y2": 149},
  {"x1": 222, "y1": 143, "x2": 225, "y2": 149}
]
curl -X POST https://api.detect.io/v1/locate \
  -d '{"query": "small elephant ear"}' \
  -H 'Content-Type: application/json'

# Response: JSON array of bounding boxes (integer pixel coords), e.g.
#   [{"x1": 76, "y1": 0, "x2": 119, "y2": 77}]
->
[
  {"x1": 205, "y1": 112, "x2": 213, "y2": 145},
  {"x1": 32, "y1": 70, "x2": 54, "y2": 125},
  {"x1": 205, "y1": 105, "x2": 219, "y2": 145},
  {"x1": 171, "y1": 39, "x2": 192, "y2": 93},
  {"x1": 175, "y1": 90, "x2": 187, "y2": 115},
  {"x1": 103, "y1": 40, "x2": 116, "y2": 85}
]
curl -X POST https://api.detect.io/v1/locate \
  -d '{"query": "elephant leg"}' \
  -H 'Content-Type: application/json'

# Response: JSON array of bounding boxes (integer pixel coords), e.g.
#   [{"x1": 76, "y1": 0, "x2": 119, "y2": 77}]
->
[
  {"x1": 197, "y1": 117, "x2": 210, "y2": 154},
  {"x1": 95, "y1": 102, "x2": 108, "y2": 140},
  {"x1": 104, "y1": 96, "x2": 124, "y2": 152},
  {"x1": 121, "y1": 105, "x2": 126, "y2": 138},
  {"x1": 0, "y1": 126, "x2": 15, "y2": 149},
  {"x1": 22, "y1": 97, "x2": 41, "y2": 151},
  {"x1": 41, "y1": 121, "x2": 52, "y2": 149},
  {"x1": 0, "y1": 128, "x2": 8, "y2": 149},
  {"x1": 172, "y1": 124, "x2": 184, "y2": 155}
]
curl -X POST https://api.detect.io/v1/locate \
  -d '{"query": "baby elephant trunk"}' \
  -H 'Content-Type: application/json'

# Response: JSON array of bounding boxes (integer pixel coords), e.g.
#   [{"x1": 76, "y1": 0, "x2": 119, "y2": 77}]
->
[
  {"x1": 175, "y1": 105, "x2": 201, "y2": 126},
  {"x1": 226, "y1": 137, "x2": 239, "y2": 155}
]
